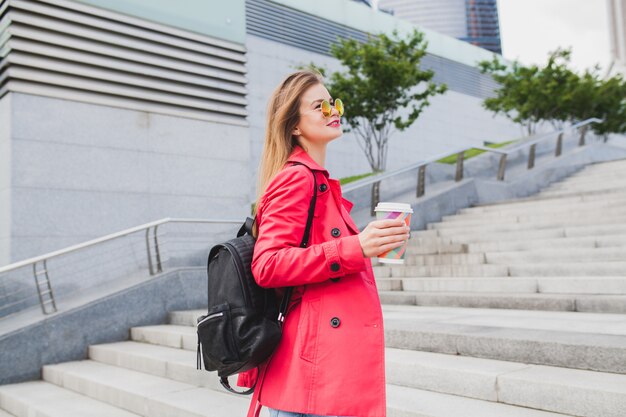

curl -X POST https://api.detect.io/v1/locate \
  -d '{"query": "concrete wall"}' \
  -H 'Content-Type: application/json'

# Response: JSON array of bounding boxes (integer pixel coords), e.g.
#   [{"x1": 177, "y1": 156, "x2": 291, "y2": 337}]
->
[
  {"x1": 245, "y1": 34, "x2": 521, "y2": 198},
  {"x1": 6, "y1": 93, "x2": 251, "y2": 264},
  {"x1": 0, "y1": 95, "x2": 11, "y2": 266},
  {"x1": 0, "y1": 267, "x2": 207, "y2": 385}
]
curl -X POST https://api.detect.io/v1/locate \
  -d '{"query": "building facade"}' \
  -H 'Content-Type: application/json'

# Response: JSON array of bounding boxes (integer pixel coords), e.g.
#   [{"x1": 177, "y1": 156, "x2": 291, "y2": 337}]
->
[
  {"x1": 0, "y1": 0, "x2": 518, "y2": 266},
  {"x1": 378, "y1": 0, "x2": 502, "y2": 53},
  {"x1": 607, "y1": 0, "x2": 626, "y2": 76}
]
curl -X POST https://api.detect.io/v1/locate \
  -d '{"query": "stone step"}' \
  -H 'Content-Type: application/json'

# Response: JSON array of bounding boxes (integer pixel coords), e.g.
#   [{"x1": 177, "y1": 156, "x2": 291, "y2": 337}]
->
[
  {"x1": 465, "y1": 235, "x2": 626, "y2": 253},
  {"x1": 459, "y1": 195, "x2": 626, "y2": 215},
  {"x1": 448, "y1": 203, "x2": 626, "y2": 221},
  {"x1": 382, "y1": 305, "x2": 626, "y2": 374},
  {"x1": 426, "y1": 214, "x2": 626, "y2": 232},
  {"x1": 534, "y1": 184, "x2": 626, "y2": 200},
  {"x1": 386, "y1": 348, "x2": 626, "y2": 417},
  {"x1": 484, "y1": 247, "x2": 626, "y2": 264},
  {"x1": 386, "y1": 384, "x2": 571, "y2": 417},
  {"x1": 402, "y1": 253, "x2": 486, "y2": 266},
  {"x1": 404, "y1": 240, "x2": 468, "y2": 255},
  {"x1": 508, "y1": 262, "x2": 626, "y2": 276},
  {"x1": 461, "y1": 193, "x2": 626, "y2": 214},
  {"x1": 164, "y1": 307, "x2": 626, "y2": 375},
  {"x1": 373, "y1": 264, "x2": 509, "y2": 278},
  {"x1": 84, "y1": 340, "x2": 580, "y2": 417},
  {"x1": 547, "y1": 179, "x2": 626, "y2": 192},
  {"x1": 88, "y1": 341, "x2": 237, "y2": 393},
  {"x1": 42, "y1": 360, "x2": 249, "y2": 416},
  {"x1": 0, "y1": 381, "x2": 140, "y2": 417},
  {"x1": 375, "y1": 262, "x2": 626, "y2": 278},
  {"x1": 378, "y1": 291, "x2": 626, "y2": 313},
  {"x1": 384, "y1": 276, "x2": 626, "y2": 295},
  {"x1": 440, "y1": 207, "x2": 626, "y2": 225},
  {"x1": 414, "y1": 223, "x2": 626, "y2": 243},
  {"x1": 404, "y1": 247, "x2": 626, "y2": 267}
]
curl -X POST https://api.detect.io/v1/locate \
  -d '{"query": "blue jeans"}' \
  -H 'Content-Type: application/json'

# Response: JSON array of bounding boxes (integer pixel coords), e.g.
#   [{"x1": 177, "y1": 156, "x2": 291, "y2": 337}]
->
[{"x1": 267, "y1": 408, "x2": 346, "y2": 417}]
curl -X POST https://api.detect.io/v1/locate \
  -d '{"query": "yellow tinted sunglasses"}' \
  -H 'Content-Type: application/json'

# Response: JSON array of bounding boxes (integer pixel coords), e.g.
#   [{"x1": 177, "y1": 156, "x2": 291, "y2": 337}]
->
[{"x1": 320, "y1": 98, "x2": 344, "y2": 118}]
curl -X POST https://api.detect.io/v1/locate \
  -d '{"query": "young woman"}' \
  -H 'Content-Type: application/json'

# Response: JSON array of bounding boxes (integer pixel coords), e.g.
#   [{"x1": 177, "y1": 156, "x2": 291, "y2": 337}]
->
[{"x1": 238, "y1": 70, "x2": 410, "y2": 417}]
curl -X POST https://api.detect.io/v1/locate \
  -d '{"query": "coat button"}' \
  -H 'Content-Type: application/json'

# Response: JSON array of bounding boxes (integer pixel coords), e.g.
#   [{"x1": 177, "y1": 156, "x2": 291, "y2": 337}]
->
[
  {"x1": 319, "y1": 183, "x2": 328, "y2": 192},
  {"x1": 330, "y1": 262, "x2": 340, "y2": 272},
  {"x1": 331, "y1": 228, "x2": 341, "y2": 237},
  {"x1": 330, "y1": 278, "x2": 340, "y2": 283},
  {"x1": 330, "y1": 317, "x2": 341, "y2": 328}
]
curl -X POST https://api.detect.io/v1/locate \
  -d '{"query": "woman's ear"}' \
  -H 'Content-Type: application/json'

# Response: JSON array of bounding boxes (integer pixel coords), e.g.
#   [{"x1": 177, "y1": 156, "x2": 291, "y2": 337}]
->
[{"x1": 292, "y1": 127, "x2": 301, "y2": 136}]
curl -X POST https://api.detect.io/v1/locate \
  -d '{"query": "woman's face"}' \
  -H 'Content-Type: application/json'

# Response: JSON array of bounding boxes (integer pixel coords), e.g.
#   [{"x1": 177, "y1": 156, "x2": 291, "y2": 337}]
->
[{"x1": 294, "y1": 83, "x2": 343, "y2": 146}]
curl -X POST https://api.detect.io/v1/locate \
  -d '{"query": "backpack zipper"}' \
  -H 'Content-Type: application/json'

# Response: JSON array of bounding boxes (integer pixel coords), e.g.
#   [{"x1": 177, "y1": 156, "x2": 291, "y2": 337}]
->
[{"x1": 197, "y1": 312, "x2": 224, "y2": 325}]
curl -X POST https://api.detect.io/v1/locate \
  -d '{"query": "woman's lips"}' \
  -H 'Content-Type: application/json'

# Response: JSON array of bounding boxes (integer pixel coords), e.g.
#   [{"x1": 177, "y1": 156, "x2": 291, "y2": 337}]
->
[{"x1": 327, "y1": 120, "x2": 341, "y2": 128}]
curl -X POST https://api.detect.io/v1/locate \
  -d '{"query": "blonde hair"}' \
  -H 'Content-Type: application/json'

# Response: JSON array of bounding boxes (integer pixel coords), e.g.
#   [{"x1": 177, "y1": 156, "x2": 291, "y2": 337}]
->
[{"x1": 255, "y1": 70, "x2": 323, "y2": 212}]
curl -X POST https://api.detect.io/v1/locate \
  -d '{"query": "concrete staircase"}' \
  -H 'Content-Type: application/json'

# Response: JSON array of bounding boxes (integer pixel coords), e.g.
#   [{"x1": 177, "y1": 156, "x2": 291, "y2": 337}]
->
[{"x1": 1, "y1": 158, "x2": 626, "y2": 416}]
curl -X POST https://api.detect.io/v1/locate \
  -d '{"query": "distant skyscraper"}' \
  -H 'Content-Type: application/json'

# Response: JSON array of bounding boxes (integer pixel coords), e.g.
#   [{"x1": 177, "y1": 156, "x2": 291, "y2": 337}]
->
[
  {"x1": 607, "y1": 0, "x2": 626, "y2": 76},
  {"x1": 378, "y1": 0, "x2": 502, "y2": 54}
]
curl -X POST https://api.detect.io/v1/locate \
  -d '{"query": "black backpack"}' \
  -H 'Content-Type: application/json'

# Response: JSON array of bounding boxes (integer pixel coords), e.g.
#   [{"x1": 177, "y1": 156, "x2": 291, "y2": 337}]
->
[{"x1": 196, "y1": 163, "x2": 317, "y2": 394}]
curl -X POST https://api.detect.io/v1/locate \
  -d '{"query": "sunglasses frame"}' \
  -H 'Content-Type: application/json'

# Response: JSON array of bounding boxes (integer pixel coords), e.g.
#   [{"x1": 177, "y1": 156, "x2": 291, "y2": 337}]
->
[{"x1": 320, "y1": 98, "x2": 344, "y2": 118}]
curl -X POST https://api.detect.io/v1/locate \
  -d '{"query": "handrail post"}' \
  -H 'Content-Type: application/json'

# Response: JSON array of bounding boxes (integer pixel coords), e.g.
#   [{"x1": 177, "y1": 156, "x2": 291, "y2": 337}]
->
[
  {"x1": 578, "y1": 125, "x2": 588, "y2": 146},
  {"x1": 33, "y1": 260, "x2": 57, "y2": 315},
  {"x1": 153, "y1": 225, "x2": 163, "y2": 273},
  {"x1": 455, "y1": 152, "x2": 464, "y2": 182},
  {"x1": 370, "y1": 181, "x2": 380, "y2": 216},
  {"x1": 528, "y1": 144, "x2": 536, "y2": 169},
  {"x1": 145, "y1": 227, "x2": 155, "y2": 275},
  {"x1": 416, "y1": 165, "x2": 426, "y2": 197},
  {"x1": 555, "y1": 132, "x2": 563, "y2": 157},
  {"x1": 497, "y1": 154, "x2": 507, "y2": 181}
]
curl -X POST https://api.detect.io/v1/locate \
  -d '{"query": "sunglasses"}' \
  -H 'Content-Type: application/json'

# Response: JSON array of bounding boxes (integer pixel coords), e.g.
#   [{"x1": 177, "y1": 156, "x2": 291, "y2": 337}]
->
[{"x1": 320, "y1": 98, "x2": 344, "y2": 118}]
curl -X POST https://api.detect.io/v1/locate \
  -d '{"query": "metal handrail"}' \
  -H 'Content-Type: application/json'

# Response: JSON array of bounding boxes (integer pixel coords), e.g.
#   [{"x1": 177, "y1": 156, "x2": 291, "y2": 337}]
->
[
  {"x1": 342, "y1": 118, "x2": 602, "y2": 214},
  {"x1": 343, "y1": 118, "x2": 602, "y2": 193},
  {"x1": 0, "y1": 217, "x2": 242, "y2": 316}
]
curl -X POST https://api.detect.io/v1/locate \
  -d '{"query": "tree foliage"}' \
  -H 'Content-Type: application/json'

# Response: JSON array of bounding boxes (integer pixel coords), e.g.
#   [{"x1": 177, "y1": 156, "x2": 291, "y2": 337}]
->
[
  {"x1": 479, "y1": 48, "x2": 626, "y2": 138},
  {"x1": 306, "y1": 29, "x2": 447, "y2": 172}
]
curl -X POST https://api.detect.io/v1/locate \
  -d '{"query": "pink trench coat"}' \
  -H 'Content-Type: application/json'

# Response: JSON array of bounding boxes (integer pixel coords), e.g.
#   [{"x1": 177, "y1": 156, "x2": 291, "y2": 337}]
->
[{"x1": 237, "y1": 146, "x2": 386, "y2": 417}]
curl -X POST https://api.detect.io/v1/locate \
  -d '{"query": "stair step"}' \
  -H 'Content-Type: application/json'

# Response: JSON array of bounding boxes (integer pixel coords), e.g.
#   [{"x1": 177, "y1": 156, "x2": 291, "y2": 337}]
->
[
  {"x1": 386, "y1": 348, "x2": 626, "y2": 417},
  {"x1": 155, "y1": 307, "x2": 626, "y2": 375},
  {"x1": 378, "y1": 291, "x2": 626, "y2": 313},
  {"x1": 42, "y1": 360, "x2": 249, "y2": 417},
  {"x1": 402, "y1": 253, "x2": 485, "y2": 266},
  {"x1": 386, "y1": 276, "x2": 626, "y2": 295},
  {"x1": 0, "y1": 381, "x2": 140, "y2": 417},
  {"x1": 382, "y1": 305, "x2": 626, "y2": 374},
  {"x1": 88, "y1": 341, "x2": 235, "y2": 392},
  {"x1": 414, "y1": 224, "x2": 626, "y2": 243},
  {"x1": 459, "y1": 195, "x2": 626, "y2": 215},
  {"x1": 130, "y1": 325, "x2": 196, "y2": 351},
  {"x1": 426, "y1": 215, "x2": 626, "y2": 233},
  {"x1": 465, "y1": 192, "x2": 626, "y2": 213},
  {"x1": 373, "y1": 264, "x2": 509, "y2": 278},
  {"x1": 508, "y1": 262, "x2": 626, "y2": 276},
  {"x1": 440, "y1": 209, "x2": 626, "y2": 225},
  {"x1": 466, "y1": 235, "x2": 626, "y2": 253},
  {"x1": 386, "y1": 384, "x2": 570, "y2": 417},
  {"x1": 484, "y1": 247, "x2": 626, "y2": 264}
]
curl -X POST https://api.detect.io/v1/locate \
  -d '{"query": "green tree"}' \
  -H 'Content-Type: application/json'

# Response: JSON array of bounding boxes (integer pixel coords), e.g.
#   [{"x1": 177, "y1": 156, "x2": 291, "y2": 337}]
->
[
  {"x1": 478, "y1": 48, "x2": 577, "y2": 135},
  {"x1": 306, "y1": 29, "x2": 447, "y2": 172}
]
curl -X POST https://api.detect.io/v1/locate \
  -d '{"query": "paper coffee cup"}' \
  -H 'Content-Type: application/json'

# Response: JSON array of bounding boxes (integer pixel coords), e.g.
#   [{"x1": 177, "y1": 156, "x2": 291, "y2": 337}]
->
[{"x1": 374, "y1": 202, "x2": 413, "y2": 264}]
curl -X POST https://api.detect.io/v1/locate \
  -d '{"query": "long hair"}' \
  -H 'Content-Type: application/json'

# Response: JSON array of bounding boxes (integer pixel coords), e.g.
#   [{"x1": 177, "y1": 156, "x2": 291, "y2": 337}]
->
[{"x1": 255, "y1": 70, "x2": 323, "y2": 213}]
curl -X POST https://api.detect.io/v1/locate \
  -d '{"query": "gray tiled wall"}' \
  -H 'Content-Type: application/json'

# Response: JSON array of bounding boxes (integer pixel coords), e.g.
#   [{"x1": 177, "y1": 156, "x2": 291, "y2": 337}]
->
[
  {"x1": 5, "y1": 93, "x2": 251, "y2": 264},
  {"x1": 0, "y1": 95, "x2": 11, "y2": 266}
]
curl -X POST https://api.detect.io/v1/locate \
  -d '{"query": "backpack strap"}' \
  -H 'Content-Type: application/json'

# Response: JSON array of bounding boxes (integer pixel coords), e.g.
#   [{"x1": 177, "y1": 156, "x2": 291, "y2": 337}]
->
[{"x1": 277, "y1": 161, "x2": 317, "y2": 323}]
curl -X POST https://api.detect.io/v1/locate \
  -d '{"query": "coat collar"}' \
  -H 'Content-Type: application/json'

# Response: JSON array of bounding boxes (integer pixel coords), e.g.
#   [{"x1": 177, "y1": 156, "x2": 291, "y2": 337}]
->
[{"x1": 286, "y1": 146, "x2": 329, "y2": 176}]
